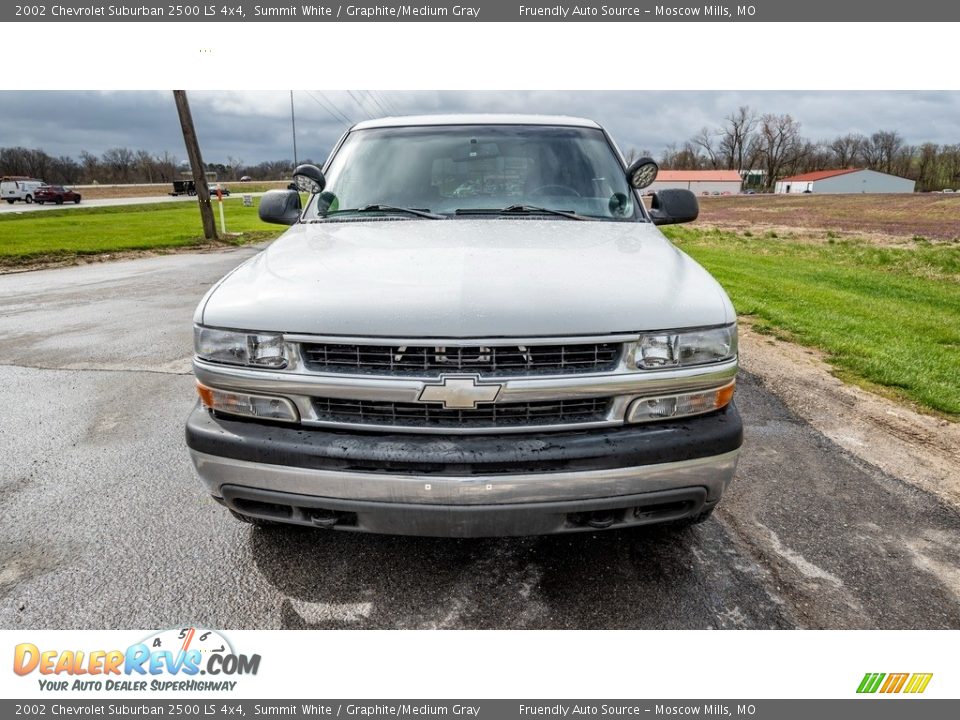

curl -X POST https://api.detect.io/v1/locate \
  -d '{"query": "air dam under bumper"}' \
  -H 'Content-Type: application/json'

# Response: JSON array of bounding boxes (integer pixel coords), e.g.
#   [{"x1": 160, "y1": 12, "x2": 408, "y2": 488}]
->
[{"x1": 186, "y1": 403, "x2": 742, "y2": 537}]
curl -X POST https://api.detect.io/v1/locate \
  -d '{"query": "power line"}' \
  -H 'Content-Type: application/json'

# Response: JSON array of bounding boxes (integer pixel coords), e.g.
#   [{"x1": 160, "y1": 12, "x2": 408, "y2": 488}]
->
[
  {"x1": 346, "y1": 90, "x2": 373, "y2": 120},
  {"x1": 375, "y1": 90, "x2": 403, "y2": 116},
  {"x1": 361, "y1": 90, "x2": 390, "y2": 117},
  {"x1": 304, "y1": 90, "x2": 352, "y2": 125}
]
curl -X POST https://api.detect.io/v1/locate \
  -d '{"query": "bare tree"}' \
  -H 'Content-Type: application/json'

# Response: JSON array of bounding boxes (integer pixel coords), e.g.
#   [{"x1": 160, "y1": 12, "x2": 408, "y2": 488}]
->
[
  {"x1": 102, "y1": 147, "x2": 136, "y2": 183},
  {"x1": 756, "y1": 114, "x2": 806, "y2": 190},
  {"x1": 858, "y1": 130, "x2": 905, "y2": 174},
  {"x1": 719, "y1": 105, "x2": 758, "y2": 173},
  {"x1": 227, "y1": 155, "x2": 245, "y2": 181},
  {"x1": 829, "y1": 133, "x2": 864, "y2": 168},
  {"x1": 691, "y1": 127, "x2": 720, "y2": 169}
]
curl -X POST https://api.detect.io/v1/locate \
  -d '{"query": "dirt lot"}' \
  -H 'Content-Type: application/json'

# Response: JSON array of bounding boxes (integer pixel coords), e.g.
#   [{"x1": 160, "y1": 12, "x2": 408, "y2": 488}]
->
[{"x1": 697, "y1": 193, "x2": 960, "y2": 242}]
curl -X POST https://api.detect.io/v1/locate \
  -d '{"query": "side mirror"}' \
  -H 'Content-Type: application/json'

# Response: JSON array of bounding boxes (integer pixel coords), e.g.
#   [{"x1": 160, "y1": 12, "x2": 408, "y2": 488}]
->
[
  {"x1": 649, "y1": 189, "x2": 699, "y2": 226},
  {"x1": 625, "y1": 157, "x2": 659, "y2": 190},
  {"x1": 293, "y1": 164, "x2": 325, "y2": 194},
  {"x1": 258, "y1": 189, "x2": 302, "y2": 225}
]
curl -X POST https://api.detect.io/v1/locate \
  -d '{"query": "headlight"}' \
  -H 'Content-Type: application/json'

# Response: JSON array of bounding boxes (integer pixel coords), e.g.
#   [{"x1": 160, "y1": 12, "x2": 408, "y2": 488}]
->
[
  {"x1": 633, "y1": 324, "x2": 737, "y2": 369},
  {"x1": 194, "y1": 326, "x2": 287, "y2": 368}
]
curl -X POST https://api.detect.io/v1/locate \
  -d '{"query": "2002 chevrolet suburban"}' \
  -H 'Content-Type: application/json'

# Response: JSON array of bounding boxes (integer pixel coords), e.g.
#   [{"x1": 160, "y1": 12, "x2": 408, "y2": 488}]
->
[{"x1": 185, "y1": 114, "x2": 743, "y2": 537}]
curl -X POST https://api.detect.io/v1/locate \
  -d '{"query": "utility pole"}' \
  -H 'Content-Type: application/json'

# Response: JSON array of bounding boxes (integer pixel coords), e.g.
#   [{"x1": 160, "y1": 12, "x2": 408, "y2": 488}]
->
[
  {"x1": 172, "y1": 90, "x2": 217, "y2": 241},
  {"x1": 290, "y1": 90, "x2": 298, "y2": 166}
]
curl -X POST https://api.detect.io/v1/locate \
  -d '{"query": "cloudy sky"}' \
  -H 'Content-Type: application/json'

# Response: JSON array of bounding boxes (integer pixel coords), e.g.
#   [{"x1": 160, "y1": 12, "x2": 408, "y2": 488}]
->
[{"x1": 2, "y1": 90, "x2": 958, "y2": 165}]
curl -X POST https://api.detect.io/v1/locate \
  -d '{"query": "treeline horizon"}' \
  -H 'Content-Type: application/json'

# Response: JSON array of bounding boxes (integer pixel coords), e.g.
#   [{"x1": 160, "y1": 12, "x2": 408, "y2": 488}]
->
[
  {"x1": 0, "y1": 146, "x2": 311, "y2": 186},
  {"x1": 625, "y1": 106, "x2": 960, "y2": 191},
  {"x1": 3, "y1": 105, "x2": 959, "y2": 191}
]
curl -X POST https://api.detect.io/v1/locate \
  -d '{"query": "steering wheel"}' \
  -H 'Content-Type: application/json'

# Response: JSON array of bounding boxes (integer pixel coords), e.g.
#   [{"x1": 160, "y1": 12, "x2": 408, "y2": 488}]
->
[{"x1": 529, "y1": 184, "x2": 582, "y2": 197}]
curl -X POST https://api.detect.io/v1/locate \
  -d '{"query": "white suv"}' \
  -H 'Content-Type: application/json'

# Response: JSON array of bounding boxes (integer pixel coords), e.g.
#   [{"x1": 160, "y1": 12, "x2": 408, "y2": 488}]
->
[{"x1": 186, "y1": 115, "x2": 742, "y2": 537}]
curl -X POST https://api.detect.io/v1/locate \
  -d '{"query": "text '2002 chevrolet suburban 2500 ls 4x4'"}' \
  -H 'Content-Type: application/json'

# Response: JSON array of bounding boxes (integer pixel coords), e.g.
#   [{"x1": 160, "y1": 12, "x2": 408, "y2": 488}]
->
[{"x1": 185, "y1": 114, "x2": 743, "y2": 537}]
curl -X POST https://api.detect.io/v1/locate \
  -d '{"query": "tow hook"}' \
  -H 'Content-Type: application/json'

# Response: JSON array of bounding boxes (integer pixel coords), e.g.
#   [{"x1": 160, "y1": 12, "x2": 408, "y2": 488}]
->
[
  {"x1": 308, "y1": 509, "x2": 340, "y2": 528},
  {"x1": 587, "y1": 512, "x2": 616, "y2": 529}
]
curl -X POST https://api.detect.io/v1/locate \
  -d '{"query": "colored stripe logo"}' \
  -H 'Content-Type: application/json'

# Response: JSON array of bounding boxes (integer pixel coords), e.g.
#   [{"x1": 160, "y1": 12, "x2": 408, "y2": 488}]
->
[{"x1": 857, "y1": 672, "x2": 933, "y2": 694}]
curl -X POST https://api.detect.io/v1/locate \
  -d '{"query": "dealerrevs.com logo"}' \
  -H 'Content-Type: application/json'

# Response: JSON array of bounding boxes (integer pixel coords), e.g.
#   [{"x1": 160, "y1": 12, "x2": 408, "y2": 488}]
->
[
  {"x1": 13, "y1": 628, "x2": 261, "y2": 692},
  {"x1": 857, "y1": 672, "x2": 933, "y2": 694}
]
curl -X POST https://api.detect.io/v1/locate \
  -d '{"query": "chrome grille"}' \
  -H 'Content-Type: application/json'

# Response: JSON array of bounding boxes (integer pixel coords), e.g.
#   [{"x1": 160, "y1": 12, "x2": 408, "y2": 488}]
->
[
  {"x1": 300, "y1": 342, "x2": 621, "y2": 376},
  {"x1": 312, "y1": 397, "x2": 612, "y2": 428}
]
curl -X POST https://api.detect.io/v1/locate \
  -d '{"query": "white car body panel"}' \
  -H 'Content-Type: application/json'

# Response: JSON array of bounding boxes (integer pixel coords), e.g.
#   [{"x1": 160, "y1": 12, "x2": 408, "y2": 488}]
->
[{"x1": 197, "y1": 218, "x2": 734, "y2": 337}]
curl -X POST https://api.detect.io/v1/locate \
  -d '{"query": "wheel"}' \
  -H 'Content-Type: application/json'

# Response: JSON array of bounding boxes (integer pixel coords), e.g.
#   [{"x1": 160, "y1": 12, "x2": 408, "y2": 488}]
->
[
  {"x1": 37, "y1": 201, "x2": 44, "y2": 205},
  {"x1": 24, "y1": 194, "x2": 33, "y2": 204},
  {"x1": 5, "y1": 199, "x2": 13, "y2": 204},
  {"x1": 229, "y1": 508, "x2": 279, "y2": 527},
  {"x1": 55, "y1": 197, "x2": 63, "y2": 205},
  {"x1": 74, "y1": 198, "x2": 81, "y2": 204}
]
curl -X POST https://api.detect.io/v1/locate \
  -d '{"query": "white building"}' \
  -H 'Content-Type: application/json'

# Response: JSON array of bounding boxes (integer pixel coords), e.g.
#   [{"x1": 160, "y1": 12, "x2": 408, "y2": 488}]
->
[
  {"x1": 775, "y1": 168, "x2": 915, "y2": 194},
  {"x1": 648, "y1": 170, "x2": 743, "y2": 195}
]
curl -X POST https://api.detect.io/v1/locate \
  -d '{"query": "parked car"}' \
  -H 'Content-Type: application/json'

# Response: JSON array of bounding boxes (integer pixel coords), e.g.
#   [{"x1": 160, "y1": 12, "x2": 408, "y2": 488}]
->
[
  {"x1": 34, "y1": 185, "x2": 81, "y2": 205},
  {"x1": 240, "y1": 176, "x2": 253, "y2": 182},
  {"x1": 186, "y1": 115, "x2": 742, "y2": 537},
  {"x1": 1, "y1": 176, "x2": 45, "y2": 204},
  {"x1": 213, "y1": 184, "x2": 231, "y2": 196}
]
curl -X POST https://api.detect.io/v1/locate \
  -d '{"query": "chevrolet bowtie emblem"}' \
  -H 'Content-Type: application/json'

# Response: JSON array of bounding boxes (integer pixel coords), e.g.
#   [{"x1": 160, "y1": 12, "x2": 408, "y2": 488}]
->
[{"x1": 417, "y1": 375, "x2": 502, "y2": 409}]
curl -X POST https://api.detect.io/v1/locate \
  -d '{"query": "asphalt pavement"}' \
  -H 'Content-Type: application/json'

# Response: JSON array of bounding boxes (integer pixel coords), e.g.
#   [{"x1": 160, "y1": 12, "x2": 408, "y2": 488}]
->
[{"x1": 0, "y1": 248, "x2": 958, "y2": 629}]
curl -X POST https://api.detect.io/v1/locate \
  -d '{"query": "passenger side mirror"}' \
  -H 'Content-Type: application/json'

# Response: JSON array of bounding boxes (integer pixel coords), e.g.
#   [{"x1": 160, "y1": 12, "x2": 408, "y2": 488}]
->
[
  {"x1": 625, "y1": 157, "x2": 659, "y2": 190},
  {"x1": 258, "y1": 189, "x2": 302, "y2": 225},
  {"x1": 292, "y1": 164, "x2": 325, "y2": 194},
  {"x1": 649, "y1": 189, "x2": 699, "y2": 226}
]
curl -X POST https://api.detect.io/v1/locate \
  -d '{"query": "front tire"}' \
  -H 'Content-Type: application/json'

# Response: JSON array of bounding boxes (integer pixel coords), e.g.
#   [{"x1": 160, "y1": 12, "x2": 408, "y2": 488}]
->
[
  {"x1": 55, "y1": 197, "x2": 63, "y2": 205},
  {"x1": 24, "y1": 194, "x2": 33, "y2": 204},
  {"x1": 5, "y1": 199, "x2": 13, "y2": 204}
]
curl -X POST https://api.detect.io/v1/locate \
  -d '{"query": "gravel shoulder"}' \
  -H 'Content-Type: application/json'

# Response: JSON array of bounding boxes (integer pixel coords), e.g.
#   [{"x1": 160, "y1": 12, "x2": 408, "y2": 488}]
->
[{"x1": 739, "y1": 324, "x2": 960, "y2": 509}]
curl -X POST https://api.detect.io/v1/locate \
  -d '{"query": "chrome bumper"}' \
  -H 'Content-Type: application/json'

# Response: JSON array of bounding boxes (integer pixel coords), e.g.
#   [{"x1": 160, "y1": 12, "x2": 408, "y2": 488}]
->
[
  {"x1": 191, "y1": 448, "x2": 738, "y2": 537},
  {"x1": 192, "y1": 449, "x2": 738, "y2": 505}
]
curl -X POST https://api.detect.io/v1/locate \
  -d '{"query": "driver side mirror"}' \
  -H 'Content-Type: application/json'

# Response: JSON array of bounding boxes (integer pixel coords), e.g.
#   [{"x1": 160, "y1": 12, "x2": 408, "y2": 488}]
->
[
  {"x1": 258, "y1": 189, "x2": 302, "y2": 225},
  {"x1": 649, "y1": 189, "x2": 699, "y2": 226}
]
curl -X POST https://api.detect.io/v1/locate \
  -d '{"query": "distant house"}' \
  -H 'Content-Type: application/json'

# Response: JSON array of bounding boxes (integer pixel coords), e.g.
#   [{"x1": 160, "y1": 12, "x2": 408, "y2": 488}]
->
[
  {"x1": 648, "y1": 170, "x2": 743, "y2": 195},
  {"x1": 774, "y1": 168, "x2": 915, "y2": 194}
]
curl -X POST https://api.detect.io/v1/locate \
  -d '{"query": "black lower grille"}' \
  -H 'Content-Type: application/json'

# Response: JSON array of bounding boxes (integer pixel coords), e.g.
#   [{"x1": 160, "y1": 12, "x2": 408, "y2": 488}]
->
[
  {"x1": 312, "y1": 397, "x2": 612, "y2": 428},
  {"x1": 300, "y1": 342, "x2": 621, "y2": 376}
]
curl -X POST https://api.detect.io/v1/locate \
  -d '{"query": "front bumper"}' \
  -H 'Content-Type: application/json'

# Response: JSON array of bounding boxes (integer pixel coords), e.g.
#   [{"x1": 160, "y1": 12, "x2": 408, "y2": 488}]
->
[{"x1": 186, "y1": 403, "x2": 742, "y2": 537}]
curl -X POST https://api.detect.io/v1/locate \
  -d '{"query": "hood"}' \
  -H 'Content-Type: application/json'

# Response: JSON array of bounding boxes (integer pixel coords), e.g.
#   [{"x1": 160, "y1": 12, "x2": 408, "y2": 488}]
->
[{"x1": 198, "y1": 218, "x2": 734, "y2": 337}]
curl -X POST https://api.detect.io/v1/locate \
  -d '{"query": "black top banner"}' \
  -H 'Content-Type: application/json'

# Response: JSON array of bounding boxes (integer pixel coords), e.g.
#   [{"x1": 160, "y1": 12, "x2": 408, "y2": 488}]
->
[{"x1": 5, "y1": 0, "x2": 959, "y2": 22}]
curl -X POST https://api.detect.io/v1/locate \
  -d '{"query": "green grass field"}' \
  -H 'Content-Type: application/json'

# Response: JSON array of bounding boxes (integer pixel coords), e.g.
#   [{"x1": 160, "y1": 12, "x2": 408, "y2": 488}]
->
[
  {"x1": 665, "y1": 226, "x2": 960, "y2": 416},
  {"x1": 0, "y1": 199, "x2": 284, "y2": 263}
]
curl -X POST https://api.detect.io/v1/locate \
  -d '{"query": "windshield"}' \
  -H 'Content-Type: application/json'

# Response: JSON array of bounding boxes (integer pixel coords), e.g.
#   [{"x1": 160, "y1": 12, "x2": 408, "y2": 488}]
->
[{"x1": 309, "y1": 124, "x2": 639, "y2": 221}]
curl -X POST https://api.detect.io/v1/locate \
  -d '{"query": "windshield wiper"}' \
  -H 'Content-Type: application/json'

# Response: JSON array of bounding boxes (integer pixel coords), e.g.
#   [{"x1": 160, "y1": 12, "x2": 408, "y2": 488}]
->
[
  {"x1": 455, "y1": 205, "x2": 589, "y2": 221},
  {"x1": 326, "y1": 204, "x2": 445, "y2": 220}
]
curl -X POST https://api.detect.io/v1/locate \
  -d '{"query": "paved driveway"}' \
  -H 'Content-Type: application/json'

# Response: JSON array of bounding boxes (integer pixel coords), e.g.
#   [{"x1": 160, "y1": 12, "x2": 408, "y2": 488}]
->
[{"x1": 1, "y1": 248, "x2": 958, "y2": 629}]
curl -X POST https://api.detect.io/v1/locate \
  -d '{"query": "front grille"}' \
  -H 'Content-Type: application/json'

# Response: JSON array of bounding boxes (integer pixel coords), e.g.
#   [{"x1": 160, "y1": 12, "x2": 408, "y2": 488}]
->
[
  {"x1": 312, "y1": 397, "x2": 612, "y2": 428},
  {"x1": 300, "y1": 342, "x2": 622, "y2": 376}
]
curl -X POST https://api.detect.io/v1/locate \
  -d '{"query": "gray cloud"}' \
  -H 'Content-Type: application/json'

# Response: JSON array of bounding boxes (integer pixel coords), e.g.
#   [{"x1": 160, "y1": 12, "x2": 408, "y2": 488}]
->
[{"x1": 1, "y1": 90, "x2": 958, "y2": 165}]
